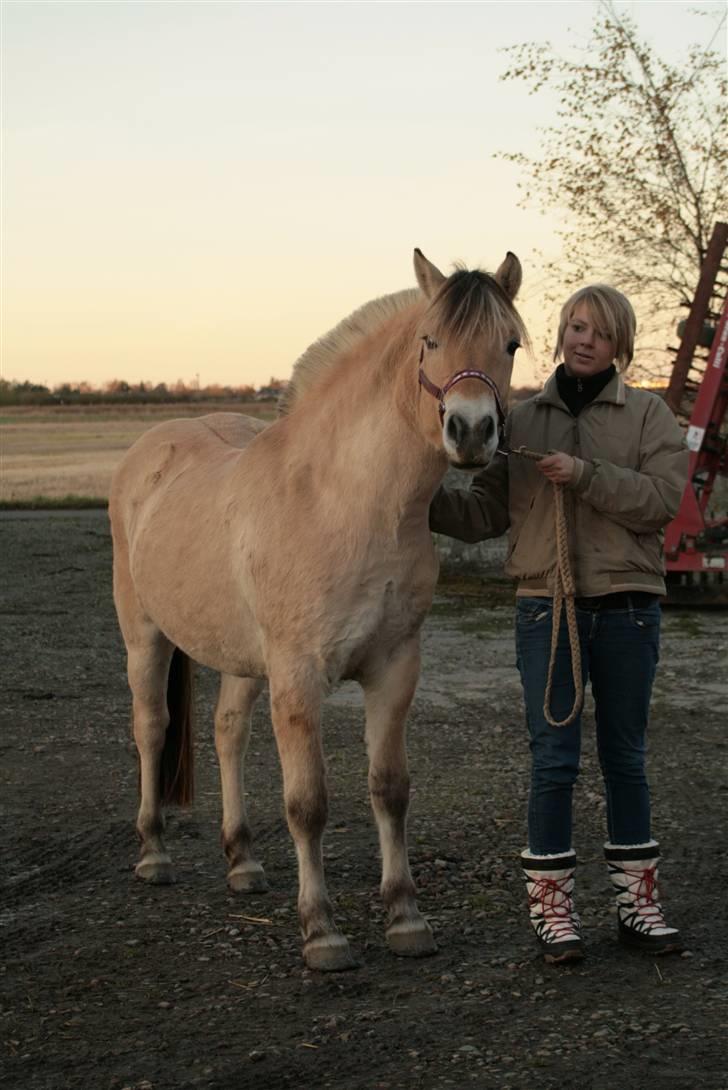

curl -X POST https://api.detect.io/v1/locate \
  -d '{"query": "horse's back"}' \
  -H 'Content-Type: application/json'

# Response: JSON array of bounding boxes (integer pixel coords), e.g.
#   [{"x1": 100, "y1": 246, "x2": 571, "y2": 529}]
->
[
  {"x1": 110, "y1": 413, "x2": 266, "y2": 516},
  {"x1": 117, "y1": 411, "x2": 266, "y2": 468},
  {"x1": 196, "y1": 412, "x2": 268, "y2": 450}
]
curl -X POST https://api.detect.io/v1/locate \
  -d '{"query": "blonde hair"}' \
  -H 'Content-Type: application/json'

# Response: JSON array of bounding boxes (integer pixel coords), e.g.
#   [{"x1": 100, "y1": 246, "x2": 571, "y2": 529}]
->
[{"x1": 554, "y1": 285, "x2": 636, "y2": 371}]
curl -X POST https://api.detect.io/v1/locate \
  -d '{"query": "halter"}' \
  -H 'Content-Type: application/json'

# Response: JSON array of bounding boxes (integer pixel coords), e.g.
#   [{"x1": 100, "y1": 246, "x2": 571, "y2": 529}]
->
[{"x1": 417, "y1": 336, "x2": 507, "y2": 437}]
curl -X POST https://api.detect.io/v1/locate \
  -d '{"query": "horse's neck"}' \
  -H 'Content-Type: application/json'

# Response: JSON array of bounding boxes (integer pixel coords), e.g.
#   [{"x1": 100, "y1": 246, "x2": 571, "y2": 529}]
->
[
  {"x1": 289, "y1": 342, "x2": 446, "y2": 524},
  {"x1": 348, "y1": 408, "x2": 445, "y2": 520}
]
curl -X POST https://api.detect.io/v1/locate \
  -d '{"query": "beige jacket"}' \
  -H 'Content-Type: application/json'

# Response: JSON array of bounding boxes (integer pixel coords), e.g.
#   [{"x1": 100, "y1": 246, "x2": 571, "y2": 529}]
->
[{"x1": 429, "y1": 371, "x2": 688, "y2": 597}]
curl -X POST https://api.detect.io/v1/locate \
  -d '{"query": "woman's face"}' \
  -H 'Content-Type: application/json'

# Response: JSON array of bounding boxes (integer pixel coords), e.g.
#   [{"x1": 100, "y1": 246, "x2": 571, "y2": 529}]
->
[{"x1": 561, "y1": 302, "x2": 615, "y2": 378}]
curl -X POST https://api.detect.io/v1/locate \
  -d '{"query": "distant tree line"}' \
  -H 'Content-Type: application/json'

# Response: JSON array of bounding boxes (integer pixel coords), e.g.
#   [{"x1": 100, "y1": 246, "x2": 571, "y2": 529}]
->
[
  {"x1": 0, "y1": 377, "x2": 287, "y2": 406},
  {"x1": 0, "y1": 375, "x2": 548, "y2": 409}
]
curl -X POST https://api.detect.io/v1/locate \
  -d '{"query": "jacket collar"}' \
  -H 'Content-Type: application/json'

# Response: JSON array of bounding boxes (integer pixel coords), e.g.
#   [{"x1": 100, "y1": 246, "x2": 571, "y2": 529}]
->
[{"x1": 534, "y1": 369, "x2": 626, "y2": 410}]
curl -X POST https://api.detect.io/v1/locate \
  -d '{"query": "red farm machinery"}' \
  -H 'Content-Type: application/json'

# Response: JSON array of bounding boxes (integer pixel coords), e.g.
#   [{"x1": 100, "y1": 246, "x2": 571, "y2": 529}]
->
[{"x1": 663, "y1": 221, "x2": 728, "y2": 605}]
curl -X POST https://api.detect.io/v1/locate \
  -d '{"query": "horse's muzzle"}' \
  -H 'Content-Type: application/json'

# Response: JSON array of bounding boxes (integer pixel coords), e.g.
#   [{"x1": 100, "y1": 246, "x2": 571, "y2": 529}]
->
[{"x1": 444, "y1": 410, "x2": 499, "y2": 470}]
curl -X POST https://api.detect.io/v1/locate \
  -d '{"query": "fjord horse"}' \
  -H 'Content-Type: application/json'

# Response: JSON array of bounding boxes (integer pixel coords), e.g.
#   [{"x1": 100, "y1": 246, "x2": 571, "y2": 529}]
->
[{"x1": 109, "y1": 248, "x2": 526, "y2": 970}]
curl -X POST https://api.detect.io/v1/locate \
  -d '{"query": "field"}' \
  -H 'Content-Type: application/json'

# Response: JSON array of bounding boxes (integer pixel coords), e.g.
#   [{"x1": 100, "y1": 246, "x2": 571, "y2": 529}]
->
[
  {"x1": 1, "y1": 509, "x2": 727, "y2": 1090},
  {"x1": 0, "y1": 402, "x2": 275, "y2": 504}
]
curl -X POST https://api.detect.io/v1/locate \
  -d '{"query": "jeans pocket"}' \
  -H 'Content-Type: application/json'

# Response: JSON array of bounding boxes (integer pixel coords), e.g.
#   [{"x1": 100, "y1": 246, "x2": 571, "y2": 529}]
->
[
  {"x1": 630, "y1": 606, "x2": 661, "y2": 631},
  {"x1": 516, "y1": 599, "x2": 552, "y2": 627}
]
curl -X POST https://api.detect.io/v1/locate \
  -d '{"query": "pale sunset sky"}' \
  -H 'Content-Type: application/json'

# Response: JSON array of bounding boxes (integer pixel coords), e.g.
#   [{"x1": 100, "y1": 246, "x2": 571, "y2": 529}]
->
[{"x1": 2, "y1": 1, "x2": 724, "y2": 391}]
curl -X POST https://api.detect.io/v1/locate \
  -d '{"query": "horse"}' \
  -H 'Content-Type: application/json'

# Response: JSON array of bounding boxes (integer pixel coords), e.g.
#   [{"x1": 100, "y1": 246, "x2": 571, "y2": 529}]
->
[{"x1": 109, "y1": 247, "x2": 526, "y2": 971}]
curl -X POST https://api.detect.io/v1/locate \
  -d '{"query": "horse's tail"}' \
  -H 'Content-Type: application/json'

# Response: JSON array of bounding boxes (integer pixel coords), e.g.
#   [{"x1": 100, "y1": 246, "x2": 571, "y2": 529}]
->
[{"x1": 160, "y1": 648, "x2": 195, "y2": 806}]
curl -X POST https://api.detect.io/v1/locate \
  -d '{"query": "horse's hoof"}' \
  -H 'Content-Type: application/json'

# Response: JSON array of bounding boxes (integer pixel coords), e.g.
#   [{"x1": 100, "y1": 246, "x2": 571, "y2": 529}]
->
[
  {"x1": 227, "y1": 862, "x2": 269, "y2": 894},
  {"x1": 135, "y1": 856, "x2": 176, "y2": 885},
  {"x1": 303, "y1": 935, "x2": 357, "y2": 972},
  {"x1": 386, "y1": 918, "x2": 437, "y2": 958}
]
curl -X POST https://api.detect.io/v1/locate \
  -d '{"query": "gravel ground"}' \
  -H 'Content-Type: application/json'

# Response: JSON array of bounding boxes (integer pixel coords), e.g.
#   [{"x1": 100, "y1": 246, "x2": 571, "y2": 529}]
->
[{"x1": 1, "y1": 511, "x2": 727, "y2": 1090}]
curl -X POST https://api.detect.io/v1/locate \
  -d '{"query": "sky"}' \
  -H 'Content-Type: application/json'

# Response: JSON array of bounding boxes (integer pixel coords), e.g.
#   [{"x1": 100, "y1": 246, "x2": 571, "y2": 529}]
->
[{"x1": 1, "y1": 0, "x2": 725, "y2": 391}]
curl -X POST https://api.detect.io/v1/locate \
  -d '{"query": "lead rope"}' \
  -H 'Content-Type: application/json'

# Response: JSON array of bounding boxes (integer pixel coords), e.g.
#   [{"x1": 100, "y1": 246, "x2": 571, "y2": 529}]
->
[{"x1": 510, "y1": 446, "x2": 583, "y2": 728}]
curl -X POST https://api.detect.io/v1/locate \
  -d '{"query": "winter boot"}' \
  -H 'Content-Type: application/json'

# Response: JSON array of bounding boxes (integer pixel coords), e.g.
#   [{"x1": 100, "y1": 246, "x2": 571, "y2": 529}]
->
[
  {"x1": 521, "y1": 850, "x2": 584, "y2": 964},
  {"x1": 604, "y1": 841, "x2": 683, "y2": 955}
]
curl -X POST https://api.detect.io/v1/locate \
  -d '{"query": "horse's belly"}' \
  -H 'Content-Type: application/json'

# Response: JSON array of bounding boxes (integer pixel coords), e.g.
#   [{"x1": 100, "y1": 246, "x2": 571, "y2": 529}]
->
[
  {"x1": 166, "y1": 613, "x2": 265, "y2": 678},
  {"x1": 142, "y1": 579, "x2": 266, "y2": 677}
]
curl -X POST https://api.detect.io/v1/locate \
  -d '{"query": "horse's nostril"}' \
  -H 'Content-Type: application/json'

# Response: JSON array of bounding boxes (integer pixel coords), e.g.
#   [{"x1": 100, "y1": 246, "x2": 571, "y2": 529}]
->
[
  {"x1": 478, "y1": 416, "x2": 495, "y2": 444},
  {"x1": 446, "y1": 413, "x2": 466, "y2": 445}
]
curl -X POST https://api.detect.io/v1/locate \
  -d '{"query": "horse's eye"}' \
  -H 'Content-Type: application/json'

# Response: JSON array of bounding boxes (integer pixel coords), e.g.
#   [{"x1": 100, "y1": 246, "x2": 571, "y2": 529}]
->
[
  {"x1": 507, "y1": 339, "x2": 520, "y2": 356},
  {"x1": 422, "y1": 335, "x2": 438, "y2": 351}
]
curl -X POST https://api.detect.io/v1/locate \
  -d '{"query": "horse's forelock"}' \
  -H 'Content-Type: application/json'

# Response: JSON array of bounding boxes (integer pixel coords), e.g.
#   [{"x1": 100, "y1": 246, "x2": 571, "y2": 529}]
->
[{"x1": 428, "y1": 267, "x2": 528, "y2": 349}]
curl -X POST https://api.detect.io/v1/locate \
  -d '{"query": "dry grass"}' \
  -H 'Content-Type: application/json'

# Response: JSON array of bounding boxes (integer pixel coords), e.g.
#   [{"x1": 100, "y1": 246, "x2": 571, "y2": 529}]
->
[{"x1": 0, "y1": 401, "x2": 275, "y2": 505}]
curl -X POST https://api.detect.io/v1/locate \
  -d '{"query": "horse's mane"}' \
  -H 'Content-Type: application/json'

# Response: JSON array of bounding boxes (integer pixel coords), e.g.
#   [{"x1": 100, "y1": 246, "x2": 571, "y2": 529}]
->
[
  {"x1": 277, "y1": 288, "x2": 421, "y2": 416},
  {"x1": 277, "y1": 265, "x2": 529, "y2": 416}
]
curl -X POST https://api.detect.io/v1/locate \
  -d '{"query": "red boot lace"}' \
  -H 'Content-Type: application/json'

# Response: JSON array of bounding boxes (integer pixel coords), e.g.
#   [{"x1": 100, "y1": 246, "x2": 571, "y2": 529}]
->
[
  {"x1": 529, "y1": 876, "x2": 577, "y2": 939},
  {"x1": 620, "y1": 866, "x2": 666, "y2": 928}
]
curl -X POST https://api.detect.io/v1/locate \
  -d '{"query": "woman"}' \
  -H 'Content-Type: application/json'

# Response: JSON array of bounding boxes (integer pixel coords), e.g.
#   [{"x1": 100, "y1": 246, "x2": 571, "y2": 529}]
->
[{"x1": 430, "y1": 285, "x2": 688, "y2": 964}]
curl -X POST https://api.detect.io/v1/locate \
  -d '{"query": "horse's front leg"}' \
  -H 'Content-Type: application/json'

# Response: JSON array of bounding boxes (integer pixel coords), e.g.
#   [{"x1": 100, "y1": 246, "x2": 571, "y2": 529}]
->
[
  {"x1": 362, "y1": 637, "x2": 436, "y2": 957},
  {"x1": 269, "y1": 665, "x2": 355, "y2": 972},
  {"x1": 215, "y1": 673, "x2": 268, "y2": 892}
]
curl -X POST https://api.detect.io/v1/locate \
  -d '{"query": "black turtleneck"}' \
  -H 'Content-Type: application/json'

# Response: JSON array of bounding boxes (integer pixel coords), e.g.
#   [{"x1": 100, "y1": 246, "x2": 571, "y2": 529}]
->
[{"x1": 555, "y1": 363, "x2": 616, "y2": 417}]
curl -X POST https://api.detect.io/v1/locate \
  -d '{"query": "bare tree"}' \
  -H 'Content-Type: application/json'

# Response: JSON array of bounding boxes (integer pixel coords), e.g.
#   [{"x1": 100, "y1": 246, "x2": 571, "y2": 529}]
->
[{"x1": 499, "y1": 1, "x2": 727, "y2": 378}]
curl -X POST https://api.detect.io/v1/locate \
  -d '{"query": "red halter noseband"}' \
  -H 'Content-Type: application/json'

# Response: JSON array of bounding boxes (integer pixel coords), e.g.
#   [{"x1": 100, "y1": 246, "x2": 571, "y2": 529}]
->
[{"x1": 417, "y1": 338, "x2": 506, "y2": 436}]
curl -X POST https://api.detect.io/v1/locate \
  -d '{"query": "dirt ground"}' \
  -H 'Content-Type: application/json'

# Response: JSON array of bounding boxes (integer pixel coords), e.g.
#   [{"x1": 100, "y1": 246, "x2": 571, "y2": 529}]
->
[{"x1": 1, "y1": 510, "x2": 727, "y2": 1090}]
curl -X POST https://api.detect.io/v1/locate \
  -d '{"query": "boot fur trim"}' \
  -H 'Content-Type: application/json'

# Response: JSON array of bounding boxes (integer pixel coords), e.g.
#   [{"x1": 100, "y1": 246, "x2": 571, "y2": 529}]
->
[
  {"x1": 521, "y1": 849, "x2": 576, "y2": 868},
  {"x1": 604, "y1": 841, "x2": 659, "y2": 862}
]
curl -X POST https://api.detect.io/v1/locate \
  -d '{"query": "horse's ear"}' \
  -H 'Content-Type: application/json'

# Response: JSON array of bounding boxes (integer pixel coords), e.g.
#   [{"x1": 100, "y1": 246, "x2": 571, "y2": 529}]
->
[
  {"x1": 494, "y1": 252, "x2": 522, "y2": 300},
  {"x1": 413, "y1": 248, "x2": 446, "y2": 299}
]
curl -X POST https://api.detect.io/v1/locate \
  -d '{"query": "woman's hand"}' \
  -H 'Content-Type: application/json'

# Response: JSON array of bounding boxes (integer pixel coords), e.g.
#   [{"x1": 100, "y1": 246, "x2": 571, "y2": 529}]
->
[{"x1": 537, "y1": 452, "x2": 575, "y2": 484}]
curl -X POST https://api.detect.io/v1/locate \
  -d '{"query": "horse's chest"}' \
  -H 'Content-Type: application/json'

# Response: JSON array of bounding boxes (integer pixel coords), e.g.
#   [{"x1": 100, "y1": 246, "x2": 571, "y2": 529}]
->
[{"x1": 332, "y1": 576, "x2": 431, "y2": 679}]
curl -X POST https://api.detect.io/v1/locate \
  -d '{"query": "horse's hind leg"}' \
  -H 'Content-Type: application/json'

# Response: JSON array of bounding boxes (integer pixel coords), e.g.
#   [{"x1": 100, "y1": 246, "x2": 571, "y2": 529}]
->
[
  {"x1": 361, "y1": 637, "x2": 436, "y2": 958},
  {"x1": 113, "y1": 515, "x2": 193, "y2": 883},
  {"x1": 215, "y1": 673, "x2": 268, "y2": 892},
  {"x1": 268, "y1": 664, "x2": 355, "y2": 972},
  {"x1": 128, "y1": 634, "x2": 177, "y2": 884}
]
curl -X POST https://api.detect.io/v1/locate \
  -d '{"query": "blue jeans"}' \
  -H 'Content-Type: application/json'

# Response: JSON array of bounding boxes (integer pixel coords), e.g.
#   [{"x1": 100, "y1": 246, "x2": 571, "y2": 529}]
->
[{"x1": 515, "y1": 595, "x2": 660, "y2": 855}]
